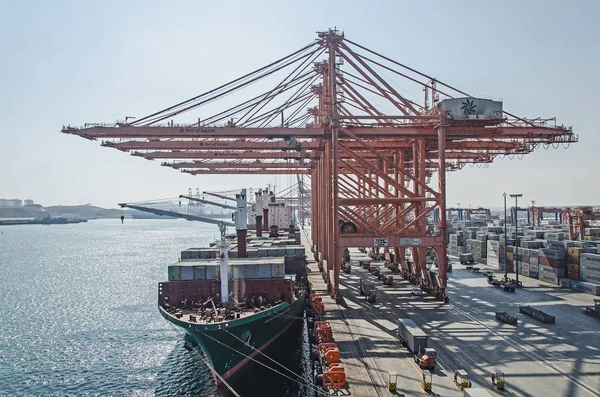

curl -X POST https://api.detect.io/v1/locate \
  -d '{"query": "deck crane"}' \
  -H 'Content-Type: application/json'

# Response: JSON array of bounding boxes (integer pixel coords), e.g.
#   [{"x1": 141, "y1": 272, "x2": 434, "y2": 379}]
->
[
  {"x1": 119, "y1": 203, "x2": 235, "y2": 226},
  {"x1": 181, "y1": 193, "x2": 268, "y2": 237},
  {"x1": 179, "y1": 195, "x2": 237, "y2": 211},
  {"x1": 202, "y1": 191, "x2": 238, "y2": 202},
  {"x1": 120, "y1": 189, "x2": 248, "y2": 304}
]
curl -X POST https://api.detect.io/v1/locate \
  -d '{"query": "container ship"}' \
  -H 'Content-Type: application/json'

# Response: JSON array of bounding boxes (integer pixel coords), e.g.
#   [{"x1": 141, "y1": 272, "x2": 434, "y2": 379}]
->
[{"x1": 122, "y1": 188, "x2": 308, "y2": 384}]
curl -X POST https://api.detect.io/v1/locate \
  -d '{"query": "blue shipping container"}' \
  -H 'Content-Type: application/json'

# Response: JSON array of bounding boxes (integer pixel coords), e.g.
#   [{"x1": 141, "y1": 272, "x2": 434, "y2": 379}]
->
[
  {"x1": 193, "y1": 266, "x2": 206, "y2": 280},
  {"x1": 168, "y1": 266, "x2": 180, "y2": 281}
]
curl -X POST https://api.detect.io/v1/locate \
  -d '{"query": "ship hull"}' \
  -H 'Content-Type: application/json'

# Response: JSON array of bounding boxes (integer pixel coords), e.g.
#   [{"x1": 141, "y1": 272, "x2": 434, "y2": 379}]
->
[{"x1": 160, "y1": 296, "x2": 305, "y2": 383}]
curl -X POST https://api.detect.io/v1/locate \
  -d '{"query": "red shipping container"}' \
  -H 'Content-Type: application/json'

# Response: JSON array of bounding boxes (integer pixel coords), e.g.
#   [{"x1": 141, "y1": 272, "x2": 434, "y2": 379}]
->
[
  {"x1": 568, "y1": 271, "x2": 579, "y2": 280},
  {"x1": 507, "y1": 246, "x2": 515, "y2": 253}
]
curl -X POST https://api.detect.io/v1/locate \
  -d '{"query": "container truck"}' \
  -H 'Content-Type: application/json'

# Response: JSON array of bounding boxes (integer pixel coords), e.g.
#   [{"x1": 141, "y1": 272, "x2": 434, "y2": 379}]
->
[
  {"x1": 460, "y1": 253, "x2": 475, "y2": 264},
  {"x1": 359, "y1": 279, "x2": 377, "y2": 303},
  {"x1": 397, "y1": 318, "x2": 436, "y2": 368}
]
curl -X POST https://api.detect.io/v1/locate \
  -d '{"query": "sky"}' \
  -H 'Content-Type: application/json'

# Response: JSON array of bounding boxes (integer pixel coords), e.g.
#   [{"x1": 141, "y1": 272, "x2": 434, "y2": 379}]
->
[{"x1": 1, "y1": 0, "x2": 599, "y2": 209}]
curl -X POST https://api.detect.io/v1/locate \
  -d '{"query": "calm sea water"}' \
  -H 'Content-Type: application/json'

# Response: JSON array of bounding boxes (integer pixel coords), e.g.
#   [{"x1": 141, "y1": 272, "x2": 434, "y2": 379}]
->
[{"x1": 0, "y1": 219, "x2": 309, "y2": 397}]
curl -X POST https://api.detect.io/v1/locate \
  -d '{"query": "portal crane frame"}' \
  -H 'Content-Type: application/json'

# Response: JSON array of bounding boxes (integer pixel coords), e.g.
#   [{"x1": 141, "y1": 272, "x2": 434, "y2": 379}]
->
[{"x1": 63, "y1": 29, "x2": 577, "y2": 302}]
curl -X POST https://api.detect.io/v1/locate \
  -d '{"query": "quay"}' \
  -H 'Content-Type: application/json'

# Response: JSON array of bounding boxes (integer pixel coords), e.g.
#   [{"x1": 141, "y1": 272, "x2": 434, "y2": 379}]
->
[{"x1": 302, "y1": 230, "x2": 600, "y2": 397}]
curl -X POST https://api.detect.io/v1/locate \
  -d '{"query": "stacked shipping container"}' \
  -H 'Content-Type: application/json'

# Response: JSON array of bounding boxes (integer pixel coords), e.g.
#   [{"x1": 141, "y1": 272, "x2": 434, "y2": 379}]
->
[
  {"x1": 168, "y1": 257, "x2": 287, "y2": 281},
  {"x1": 448, "y1": 222, "x2": 600, "y2": 295},
  {"x1": 580, "y1": 254, "x2": 600, "y2": 284},
  {"x1": 466, "y1": 239, "x2": 487, "y2": 262},
  {"x1": 567, "y1": 247, "x2": 583, "y2": 280}
]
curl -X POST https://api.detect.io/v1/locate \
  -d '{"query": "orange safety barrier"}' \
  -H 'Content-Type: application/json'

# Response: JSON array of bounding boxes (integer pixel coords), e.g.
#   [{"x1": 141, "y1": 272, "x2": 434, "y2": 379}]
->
[
  {"x1": 317, "y1": 343, "x2": 340, "y2": 365},
  {"x1": 310, "y1": 295, "x2": 324, "y2": 314},
  {"x1": 323, "y1": 364, "x2": 346, "y2": 390},
  {"x1": 311, "y1": 301, "x2": 325, "y2": 315},
  {"x1": 329, "y1": 363, "x2": 345, "y2": 371},
  {"x1": 314, "y1": 321, "x2": 334, "y2": 343}
]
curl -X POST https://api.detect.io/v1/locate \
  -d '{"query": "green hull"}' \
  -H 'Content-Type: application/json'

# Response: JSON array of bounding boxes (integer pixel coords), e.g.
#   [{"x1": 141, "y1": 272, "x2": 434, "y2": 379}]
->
[{"x1": 160, "y1": 297, "x2": 305, "y2": 382}]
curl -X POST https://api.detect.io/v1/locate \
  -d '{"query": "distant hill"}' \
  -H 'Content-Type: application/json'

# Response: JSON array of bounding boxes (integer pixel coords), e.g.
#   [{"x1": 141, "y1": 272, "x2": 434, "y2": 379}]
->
[
  {"x1": 0, "y1": 204, "x2": 123, "y2": 220},
  {"x1": 44, "y1": 205, "x2": 122, "y2": 219}
]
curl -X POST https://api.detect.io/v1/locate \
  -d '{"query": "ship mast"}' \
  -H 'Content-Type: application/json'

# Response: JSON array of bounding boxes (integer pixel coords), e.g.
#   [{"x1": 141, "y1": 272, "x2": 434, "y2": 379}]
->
[
  {"x1": 219, "y1": 189, "x2": 249, "y2": 305},
  {"x1": 217, "y1": 221, "x2": 229, "y2": 305}
]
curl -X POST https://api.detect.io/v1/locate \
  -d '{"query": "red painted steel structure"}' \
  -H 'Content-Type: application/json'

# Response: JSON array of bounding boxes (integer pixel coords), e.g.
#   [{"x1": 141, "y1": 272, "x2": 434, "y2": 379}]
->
[
  {"x1": 529, "y1": 206, "x2": 570, "y2": 226},
  {"x1": 568, "y1": 207, "x2": 600, "y2": 240},
  {"x1": 63, "y1": 29, "x2": 577, "y2": 301},
  {"x1": 463, "y1": 208, "x2": 492, "y2": 221}
]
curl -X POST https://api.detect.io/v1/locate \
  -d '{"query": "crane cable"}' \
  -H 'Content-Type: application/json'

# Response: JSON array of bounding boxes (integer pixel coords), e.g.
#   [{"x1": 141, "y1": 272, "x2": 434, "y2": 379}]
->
[
  {"x1": 164, "y1": 322, "x2": 241, "y2": 397},
  {"x1": 198, "y1": 330, "x2": 327, "y2": 396},
  {"x1": 222, "y1": 327, "x2": 308, "y2": 384},
  {"x1": 196, "y1": 348, "x2": 242, "y2": 397}
]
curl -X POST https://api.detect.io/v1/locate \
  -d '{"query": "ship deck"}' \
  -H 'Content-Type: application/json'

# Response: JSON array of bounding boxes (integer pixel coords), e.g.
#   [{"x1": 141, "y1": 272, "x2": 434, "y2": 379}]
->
[
  {"x1": 302, "y1": 230, "x2": 600, "y2": 397},
  {"x1": 161, "y1": 299, "x2": 289, "y2": 326}
]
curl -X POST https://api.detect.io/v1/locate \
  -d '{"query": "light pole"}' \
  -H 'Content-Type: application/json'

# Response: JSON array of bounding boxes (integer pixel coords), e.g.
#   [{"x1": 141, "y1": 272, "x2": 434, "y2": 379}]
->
[
  {"x1": 510, "y1": 193, "x2": 523, "y2": 283},
  {"x1": 503, "y1": 193, "x2": 508, "y2": 281}
]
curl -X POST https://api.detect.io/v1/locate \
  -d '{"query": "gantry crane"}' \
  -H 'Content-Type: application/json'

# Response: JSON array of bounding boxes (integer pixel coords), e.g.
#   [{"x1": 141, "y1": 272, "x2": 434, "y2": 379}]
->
[
  {"x1": 463, "y1": 207, "x2": 491, "y2": 221},
  {"x1": 510, "y1": 206, "x2": 532, "y2": 226},
  {"x1": 63, "y1": 29, "x2": 577, "y2": 302},
  {"x1": 529, "y1": 206, "x2": 570, "y2": 226},
  {"x1": 568, "y1": 206, "x2": 600, "y2": 240}
]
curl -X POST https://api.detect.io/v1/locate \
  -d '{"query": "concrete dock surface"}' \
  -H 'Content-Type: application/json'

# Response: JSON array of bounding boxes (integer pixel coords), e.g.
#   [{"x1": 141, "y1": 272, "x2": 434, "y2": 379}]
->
[{"x1": 302, "y1": 230, "x2": 600, "y2": 397}]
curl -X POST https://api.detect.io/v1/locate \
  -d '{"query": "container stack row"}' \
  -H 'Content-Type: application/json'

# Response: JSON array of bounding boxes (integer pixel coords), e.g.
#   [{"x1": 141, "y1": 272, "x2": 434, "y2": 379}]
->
[
  {"x1": 168, "y1": 257, "x2": 286, "y2": 281},
  {"x1": 449, "y1": 222, "x2": 600, "y2": 296}
]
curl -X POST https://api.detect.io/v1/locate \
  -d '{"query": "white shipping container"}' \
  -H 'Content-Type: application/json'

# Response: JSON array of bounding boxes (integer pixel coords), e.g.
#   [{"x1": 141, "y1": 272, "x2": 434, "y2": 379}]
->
[
  {"x1": 539, "y1": 270, "x2": 559, "y2": 285},
  {"x1": 581, "y1": 264, "x2": 600, "y2": 274},
  {"x1": 271, "y1": 262, "x2": 285, "y2": 278},
  {"x1": 571, "y1": 281, "x2": 600, "y2": 296},
  {"x1": 580, "y1": 254, "x2": 600, "y2": 267},
  {"x1": 580, "y1": 272, "x2": 600, "y2": 283}
]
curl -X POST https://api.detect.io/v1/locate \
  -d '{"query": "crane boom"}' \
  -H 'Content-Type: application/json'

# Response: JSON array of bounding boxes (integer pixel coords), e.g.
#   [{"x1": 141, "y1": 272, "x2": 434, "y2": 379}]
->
[
  {"x1": 203, "y1": 191, "x2": 236, "y2": 202},
  {"x1": 179, "y1": 195, "x2": 236, "y2": 210},
  {"x1": 119, "y1": 203, "x2": 234, "y2": 227}
]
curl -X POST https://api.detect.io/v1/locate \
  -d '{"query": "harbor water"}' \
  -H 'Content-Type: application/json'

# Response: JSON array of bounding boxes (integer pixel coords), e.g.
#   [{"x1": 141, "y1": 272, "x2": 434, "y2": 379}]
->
[{"x1": 0, "y1": 219, "x2": 310, "y2": 396}]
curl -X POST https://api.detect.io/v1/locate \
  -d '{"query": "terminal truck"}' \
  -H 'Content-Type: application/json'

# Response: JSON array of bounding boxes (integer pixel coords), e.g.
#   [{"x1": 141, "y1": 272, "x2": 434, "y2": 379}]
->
[
  {"x1": 397, "y1": 318, "x2": 437, "y2": 369},
  {"x1": 359, "y1": 279, "x2": 377, "y2": 303},
  {"x1": 460, "y1": 253, "x2": 475, "y2": 265}
]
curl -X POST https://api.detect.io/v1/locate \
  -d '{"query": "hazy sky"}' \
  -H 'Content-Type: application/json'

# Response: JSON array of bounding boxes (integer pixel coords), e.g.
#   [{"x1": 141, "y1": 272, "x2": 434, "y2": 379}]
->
[{"x1": 1, "y1": 0, "x2": 598, "y2": 209}]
